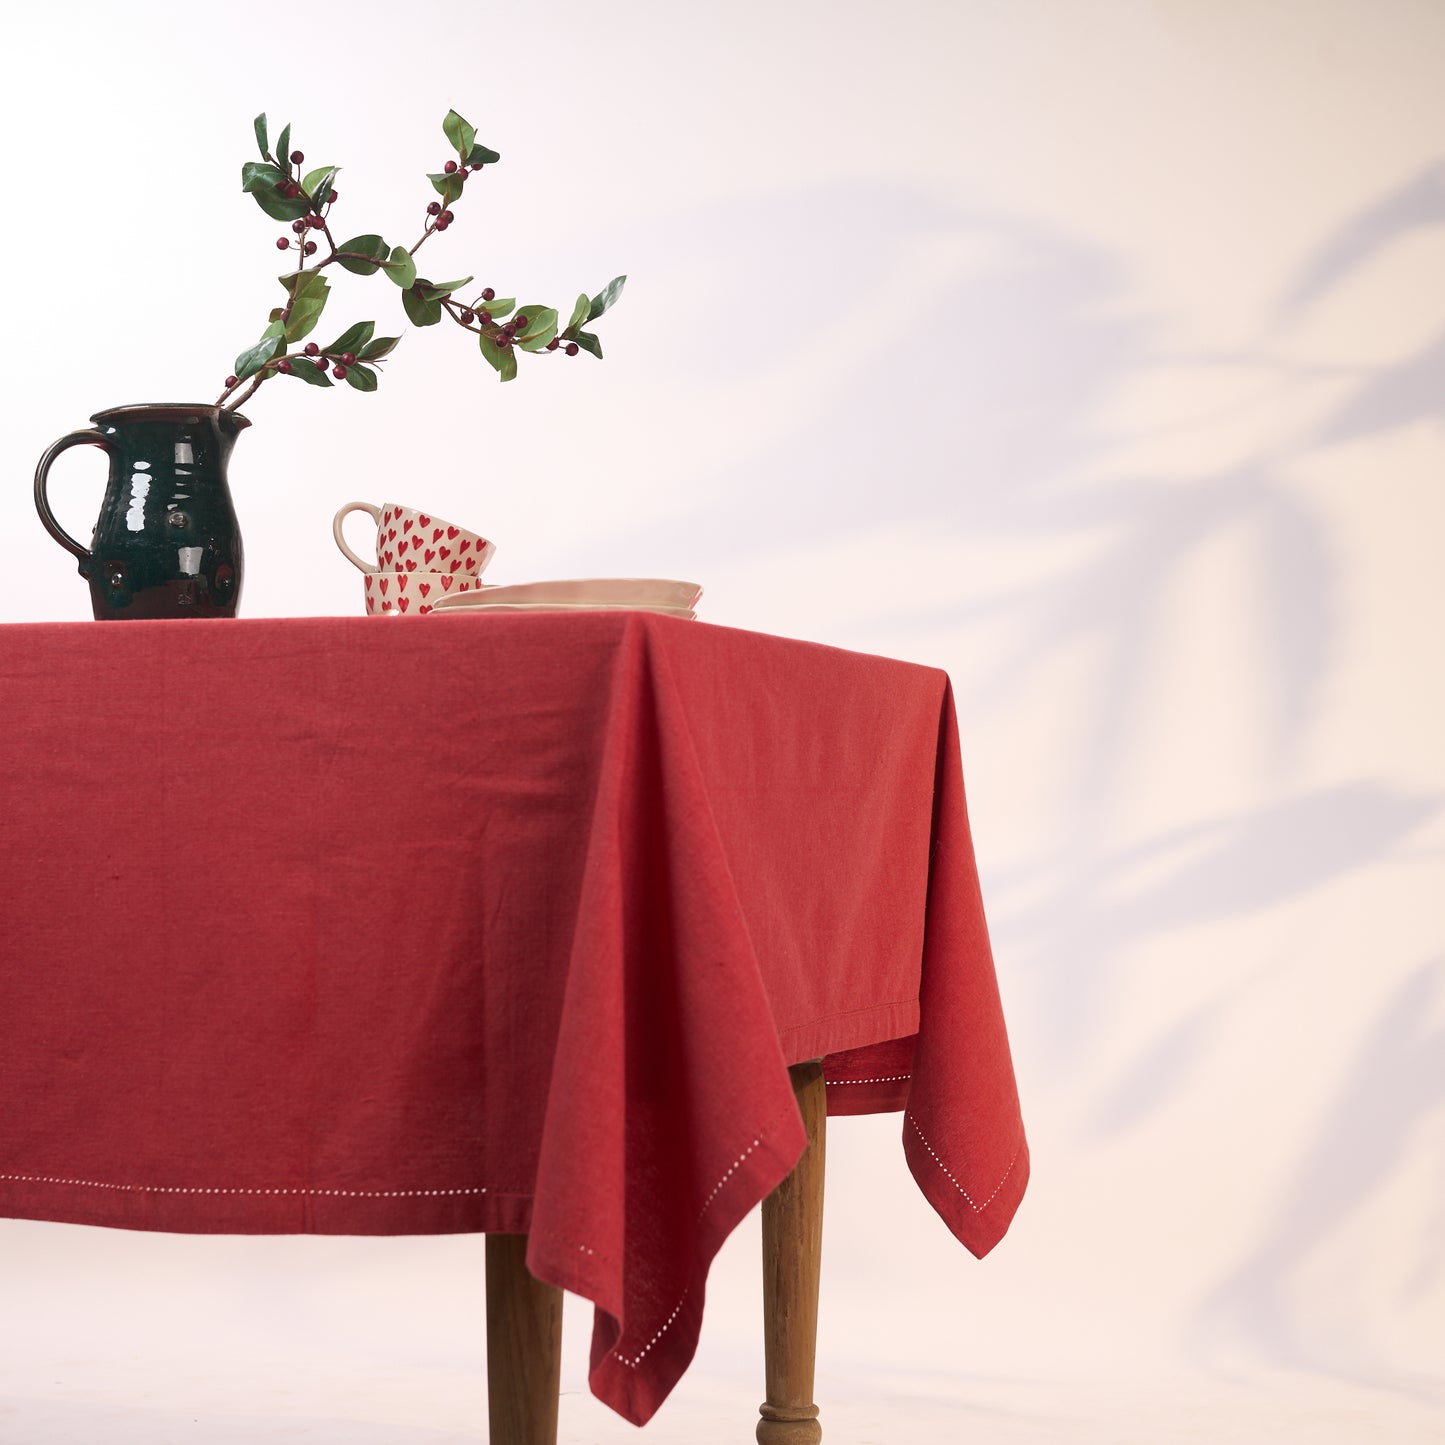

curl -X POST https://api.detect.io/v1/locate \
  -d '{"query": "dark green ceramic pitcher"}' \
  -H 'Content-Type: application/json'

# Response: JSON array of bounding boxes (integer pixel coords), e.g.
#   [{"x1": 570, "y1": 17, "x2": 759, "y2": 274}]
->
[{"x1": 34, "y1": 403, "x2": 248, "y2": 620}]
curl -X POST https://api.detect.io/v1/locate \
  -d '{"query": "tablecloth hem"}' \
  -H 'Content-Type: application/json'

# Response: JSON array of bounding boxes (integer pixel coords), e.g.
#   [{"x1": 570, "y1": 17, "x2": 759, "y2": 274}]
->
[
  {"x1": 902, "y1": 1126, "x2": 1030, "y2": 1259},
  {"x1": 577, "y1": 1102, "x2": 809, "y2": 1426},
  {"x1": 780, "y1": 998, "x2": 920, "y2": 1071},
  {"x1": 0, "y1": 1182, "x2": 535, "y2": 1236}
]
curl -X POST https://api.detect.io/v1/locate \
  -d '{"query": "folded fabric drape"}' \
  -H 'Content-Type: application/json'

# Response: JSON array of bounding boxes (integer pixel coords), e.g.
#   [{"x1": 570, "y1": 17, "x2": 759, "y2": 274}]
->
[{"x1": 0, "y1": 612, "x2": 1028, "y2": 1424}]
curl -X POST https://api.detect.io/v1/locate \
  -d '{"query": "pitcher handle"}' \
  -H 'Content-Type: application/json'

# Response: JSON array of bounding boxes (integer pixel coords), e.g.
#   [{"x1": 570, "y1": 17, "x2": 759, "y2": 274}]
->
[
  {"x1": 332, "y1": 500, "x2": 382, "y2": 574},
  {"x1": 35, "y1": 428, "x2": 112, "y2": 571}
]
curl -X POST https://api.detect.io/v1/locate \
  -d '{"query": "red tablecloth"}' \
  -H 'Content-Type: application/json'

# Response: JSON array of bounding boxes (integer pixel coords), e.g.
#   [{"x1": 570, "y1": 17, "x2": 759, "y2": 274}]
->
[{"x1": 0, "y1": 613, "x2": 1027, "y2": 1424}]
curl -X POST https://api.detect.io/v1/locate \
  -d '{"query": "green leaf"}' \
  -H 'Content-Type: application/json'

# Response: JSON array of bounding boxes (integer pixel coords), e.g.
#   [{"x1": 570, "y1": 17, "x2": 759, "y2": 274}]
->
[
  {"x1": 285, "y1": 307, "x2": 326, "y2": 345},
  {"x1": 251, "y1": 188, "x2": 310, "y2": 221},
  {"x1": 241, "y1": 160, "x2": 284, "y2": 193},
  {"x1": 302, "y1": 165, "x2": 337, "y2": 210},
  {"x1": 442, "y1": 109, "x2": 475, "y2": 158},
  {"x1": 516, "y1": 306, "x2": 558, "y2": 352},
  {"x1": 427, "y1": 172, "x2": 464, "y2": 206},
  {"x1": 335, "y1": 234, "x2": 389, "y2": 275},
  {"x1": 283, "y1": 275, "x2": 330, "y2": 342},
  {"x1": 280, "y1": 267, "x2": 328, "y2": 300},
  {"x1": 479, "y1": 332, "x2": 518, "y2": 381},
  {"x1": 565, "y1": 292, "x2": 589, "y2": 334},
  {"x1": 360, "y1": 334, "x2": 401, "y2": 361},
  {"x1": 244, "y1": 158, "x2": 309, "y2": 220},
  {"x1": 234, "y1": 332, "x2": 284, "y2": 381},
  {"x1": 286, "y1": 357, "x2": 334, "y2": 386},
  {"x1": 276, "y1": 123, "x2": 291, "y2": 170},
  {"x1": 467, "y1": 142, "x2": 500, "y2": 167},
  {"x1": 571, "y1": 330, "x2": 603, "y2": 360},
  {"x1": 587, "y1": 275, "x2": 626, "y2": 322},
  {"x1": 274, "y1": 269, "x2": 329, "y2": 338},
  {"x1": 476, "y1": 296, "x2": 514, "y2": 319},
  {"x1": 382, "y1": 245, "x2": 416, "y2": 289},
  {"x1": 327, "y1": 319, "x2": 375, "y2": 356},
  {"x1": 422, "y1": 276, "x2": 473, "y2": 296},
  {"x1": 403, "y1": 285, "x2": 444, "y2": 327},
  {"x1": 344, "y1": 362, "x2": 379, "y2": 392},
  {"x1": 253, "y1": 113, "x2": 270, "y2": 161},
  {"x1": 262, "y1": 318, "x2": 285, "y2": 339}
]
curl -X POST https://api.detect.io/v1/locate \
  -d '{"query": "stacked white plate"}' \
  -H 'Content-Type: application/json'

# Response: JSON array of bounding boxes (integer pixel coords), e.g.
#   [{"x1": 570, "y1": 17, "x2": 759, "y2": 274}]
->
[{"x1": 429, "y1": 577, "x2": 701, "y2": 618}]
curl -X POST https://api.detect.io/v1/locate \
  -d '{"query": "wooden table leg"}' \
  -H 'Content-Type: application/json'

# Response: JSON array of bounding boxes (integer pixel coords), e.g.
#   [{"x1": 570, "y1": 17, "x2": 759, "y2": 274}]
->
[
  {"x1": 758, "y1": 1059, "x2": 827, "y2": 1445},
  {"x1": 486, "y1": 1233, "x2": 563, "y2": 1445}
]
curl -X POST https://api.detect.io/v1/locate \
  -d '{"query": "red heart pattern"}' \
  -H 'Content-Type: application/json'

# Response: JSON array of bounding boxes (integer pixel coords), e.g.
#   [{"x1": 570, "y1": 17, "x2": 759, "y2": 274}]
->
[
  {"x1": 353, "y1": 504, "x2": 492, "y2": 586},
  {"x1": 361, "y1": 568, "x2": 478, "y2": 615}
]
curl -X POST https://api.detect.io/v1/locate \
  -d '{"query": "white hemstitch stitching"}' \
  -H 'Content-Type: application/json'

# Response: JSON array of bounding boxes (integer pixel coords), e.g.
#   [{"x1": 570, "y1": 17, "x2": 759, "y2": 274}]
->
[
  {"x1": 825, "y1": 1074, "x2": 912, "y2": 1085},
  {"x1": 694, "y1": 1135, "x2": 761, "y2": 1222},
  {"x1": 615, "y1": 1287, "x2": 691, "y2": 1369},
  {"x1": 0, "y1": 1174, "x2": 486, "y2": 1199},
  {"x1": 614, "y1": 1131, "x2": 765, "y2": 1370},
  {"x1": 905, "y1": 1114, "x2": 1019, "y2": 1214}
]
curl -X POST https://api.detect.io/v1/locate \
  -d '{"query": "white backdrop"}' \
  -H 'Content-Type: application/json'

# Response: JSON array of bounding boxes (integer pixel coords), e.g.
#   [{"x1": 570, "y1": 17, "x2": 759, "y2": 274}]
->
[{"x1": 2, "y1": 3, "x2": 1443, "y2": 1441}]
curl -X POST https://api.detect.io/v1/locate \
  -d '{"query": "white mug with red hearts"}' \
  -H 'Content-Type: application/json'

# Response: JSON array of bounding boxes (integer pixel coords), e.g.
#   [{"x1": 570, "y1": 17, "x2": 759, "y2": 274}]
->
[
  {"x1": 333, "y1": 501, "x2": 497, "y2": 578},
  {"x1": 363, "y1": 569, "x2": 485, "y2": 615}
]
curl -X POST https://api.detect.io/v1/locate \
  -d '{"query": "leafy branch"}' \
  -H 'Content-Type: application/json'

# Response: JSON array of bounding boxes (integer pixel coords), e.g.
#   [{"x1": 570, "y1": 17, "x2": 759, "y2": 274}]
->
[{"x1": 217, "y1": 110, "x2": 624, "y2": 408}]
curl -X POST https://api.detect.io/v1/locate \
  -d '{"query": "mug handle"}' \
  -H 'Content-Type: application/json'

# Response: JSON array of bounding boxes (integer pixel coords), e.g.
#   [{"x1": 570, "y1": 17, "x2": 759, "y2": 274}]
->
[
  {"x1": 34, "y1": 428, "x2": 112, "y2": 573},
  {"x1": 332, "y1": 500, "x2": 382, "y2": 574}
]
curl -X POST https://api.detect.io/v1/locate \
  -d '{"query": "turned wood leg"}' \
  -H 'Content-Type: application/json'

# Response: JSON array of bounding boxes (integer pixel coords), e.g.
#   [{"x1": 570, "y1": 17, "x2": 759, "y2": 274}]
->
[
  {"x1": 486, "y1": 1233, "x2": 563, "y2": 1445},
  {"x1": 758, "y1": 1059, "x2": 827, "y2": 1445}
]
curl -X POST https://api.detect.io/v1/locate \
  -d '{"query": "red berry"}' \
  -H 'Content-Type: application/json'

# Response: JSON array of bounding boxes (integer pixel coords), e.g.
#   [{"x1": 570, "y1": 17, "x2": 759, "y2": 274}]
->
[
  {"x1": 291, "y1": 219, "x2": 307, "y2": 233},
  {"x1": 301, "y1": 343, "x2": 317, "y2": 357},
  {"x1": 225, "y1": 374, "x2": 239, "y2": 387},
  {"x1": 435, "y1": 216, "x2": 450, "y2": 230},
  {"x1": 443, "y1": 160, "x2": 457, "y2": 174},
  {"x1": 277, "y1": 358, "x2": 292, "y2": 374},
  {"x1": 314, "y1": 357, "x2": 328, "y2": 371},
  {"x1": 307, "y1": 214, "x2": 324, "y2": 229},
  {"x1": 479, "y1": 310, "x2": 492, "y2": 324},
  {"x1": 303, "y1": 240, "x2": 317, "y2": 255},
  {"x1": 441, "y1": 210, "x2": 454, "y2": 223},
  {"x1": 515, "y1": 314, "x2": 529, "y2": 329},
  {"x1": 546, "y1": 338, "x2": 559, "y2": 350},
  {"x1": 457, "y1": 166, "x2": 468, "y2": 177},
  {"x1": 332, "y1": 364, "x2": 347, "y2": 379},
  {"x1": 496, "y1": 334, "x2": 511, "y2": 348},
  {"x1": 427, "y1": 201, "x2": 441, "y2": 216},
  {"x1": 276, "y1": 237, "x2": 290, "y2": 249},
  {"x1": 285, "y1": 183, "x2": 301, "y2": 198},
  {"x1": 565, "y1": 343, "x2": 579, "y2": 356},
  {"x1": 340, "y1": 352, "x2": 356, "y2": 366},
  {"x1": 327, "y1": 190, "x2": 337, "y2": 204},
  {"x1": 481, "y1": 287, "x2": 495, "y2": 301},
  {"x1": 290, "y1": 149, "x2": 304, "y2": 164},
  {"x1": 460, "y1": 310, "x2": 475, "y2": 325},
  {"x1": 274, "y1": 179, "x2": 288, "y2": 192}
]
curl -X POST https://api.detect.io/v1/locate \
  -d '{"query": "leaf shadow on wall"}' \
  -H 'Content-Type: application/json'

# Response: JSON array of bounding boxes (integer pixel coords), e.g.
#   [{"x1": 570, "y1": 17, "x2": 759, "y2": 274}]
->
[
  {"x1": 613, "y1": 165, "x2": 1445, "y2": 1381},
  {"x1": 1187, "y1": 955, "x2": 1445, "y2": 1401}
]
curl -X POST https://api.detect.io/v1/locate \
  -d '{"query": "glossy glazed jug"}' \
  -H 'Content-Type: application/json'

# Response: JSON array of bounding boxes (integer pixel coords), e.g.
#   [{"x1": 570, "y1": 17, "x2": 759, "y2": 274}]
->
[{"x1": 34, "y1": 403, "x2": 248, "y2": 620}]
